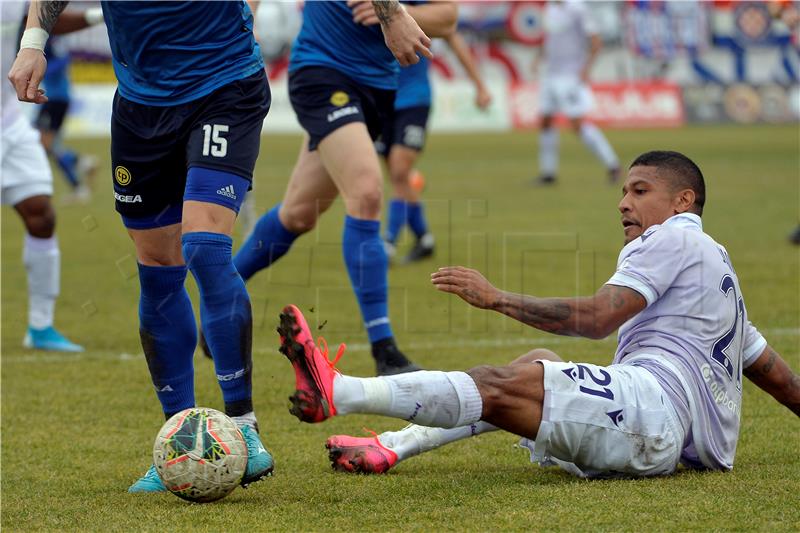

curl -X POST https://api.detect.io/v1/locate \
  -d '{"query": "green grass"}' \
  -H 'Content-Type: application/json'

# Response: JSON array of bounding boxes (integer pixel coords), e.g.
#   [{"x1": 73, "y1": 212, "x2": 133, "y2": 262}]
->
[{"x1": 2, "y1": 125, "x2": 799, "y2": 531}]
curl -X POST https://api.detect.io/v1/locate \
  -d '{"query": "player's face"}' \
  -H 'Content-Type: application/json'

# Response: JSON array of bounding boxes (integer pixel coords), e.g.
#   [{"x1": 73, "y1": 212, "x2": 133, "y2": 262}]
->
[{"x1": 618, "y1": 166, "x2": 678, "y2": 244}]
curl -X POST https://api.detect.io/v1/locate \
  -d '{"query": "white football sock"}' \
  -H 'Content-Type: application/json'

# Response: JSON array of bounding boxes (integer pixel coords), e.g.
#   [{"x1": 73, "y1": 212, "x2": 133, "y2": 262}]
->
[
  {"x1": 538, "y1": 128, "x2": 560, "y2": 176},
  {"x1": 333, "y1": 371, "x2": 483, "y2": 428},
  {"x1": 379, "y1": 421, "x2": 499, "y2": 462},
  {"x1": 23, "y1": 234, "x2": 59, "y2": 329},
  {"x1": 579, "y1": 123, "x2": 619, "y2": 169},
  {"x1": 232, "y1": 411, "x2": 258, "y2": 432}
]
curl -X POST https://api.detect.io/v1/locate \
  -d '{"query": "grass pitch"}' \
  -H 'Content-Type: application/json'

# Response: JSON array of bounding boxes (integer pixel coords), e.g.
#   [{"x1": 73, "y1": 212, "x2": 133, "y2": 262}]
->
[{"x1": 2, "y1": 125, "x2": 799, "y2": 531}]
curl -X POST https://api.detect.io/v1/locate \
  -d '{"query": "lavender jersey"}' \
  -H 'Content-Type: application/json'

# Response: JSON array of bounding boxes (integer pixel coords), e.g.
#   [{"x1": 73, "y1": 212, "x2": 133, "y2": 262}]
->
[{"x1": 606, "y1": 213, "x2": 767, "y2": 470}]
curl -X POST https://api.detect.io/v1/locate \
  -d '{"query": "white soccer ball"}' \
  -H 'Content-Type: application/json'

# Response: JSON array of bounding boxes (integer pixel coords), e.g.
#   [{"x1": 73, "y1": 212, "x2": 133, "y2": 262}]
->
[
  {"x1": 255, "y1": 1, "x2": 303, "y2": 62},
  {"x1": 153, "y1": 407, "x2": 247, "y2": 503}
]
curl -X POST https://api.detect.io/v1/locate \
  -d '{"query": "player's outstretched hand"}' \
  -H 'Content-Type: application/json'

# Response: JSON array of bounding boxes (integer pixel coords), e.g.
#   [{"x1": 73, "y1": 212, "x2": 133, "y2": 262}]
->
[
  {"x1": 8, "y1": 48, "x2": 48, "y2": 104},
  {"x1": 361, "y1": 0, "x2": 432, "y2": 67},
  {"x1": 431, "y1": 266, "x2": 500, "y2": 310}
]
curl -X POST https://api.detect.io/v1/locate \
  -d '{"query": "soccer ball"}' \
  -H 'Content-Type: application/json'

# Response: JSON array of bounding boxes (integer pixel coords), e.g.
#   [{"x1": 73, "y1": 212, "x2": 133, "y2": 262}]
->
[{"x1": 153, "y1": 407, "x2": 247, "y2": 503}]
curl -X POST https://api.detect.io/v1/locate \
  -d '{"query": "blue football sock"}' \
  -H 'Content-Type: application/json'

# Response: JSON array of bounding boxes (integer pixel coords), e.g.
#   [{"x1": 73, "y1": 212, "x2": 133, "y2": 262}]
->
[
  {"x1": 343, "y1": 216, "x2": 393, "y2": 343},
  {"x1": 55, "y1": 149, "x2": 80, "y2": 188},
  {"x1": 407, "y1": 202, "x2": 429, "y2": 239},
  {"x1": 385, "y1": 199, "x2": 406, "y2": 244},
  {"x1": 183, "y1": 232, "x2": 254, "y2": 417},
  {"x1": 234, "y1": 204, "x2": 299, "y2": 281},
  {"x1": 137, "y1": 264, "x2": 197, "y2": 418}
]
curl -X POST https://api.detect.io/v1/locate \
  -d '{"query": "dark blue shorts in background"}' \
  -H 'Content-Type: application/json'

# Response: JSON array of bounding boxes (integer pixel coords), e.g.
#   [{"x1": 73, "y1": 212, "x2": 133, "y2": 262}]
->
[
  {"x1": 375, "y1": 105, "x2": 430, "y2": 157},
  {"x1": 110, "y1": 69, "x2": 270, "y2": 225},
  {"x1": 288, "y1": 66, "x2": 395, "y2": 151},
  {"x1": 36, "y1": 100, "x2": 70, "y2": 132}
]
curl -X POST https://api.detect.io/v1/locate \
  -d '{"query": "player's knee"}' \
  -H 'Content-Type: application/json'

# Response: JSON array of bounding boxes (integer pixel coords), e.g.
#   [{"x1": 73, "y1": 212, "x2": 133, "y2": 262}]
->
[
  {"x1": 388, "y1": 166, "x2": 410, "y2": 187},
  {"x1": 19, "y1": 199, "x2": 56, "y2": 238},
  {"x1": 468, "y1": 364, "x2": 519, "y2": 417},
  {"x1": 346, "y1": 181, "x2": 383, "y2": 219},
  {"x1": 279, "y1": 202, "x2": 318, "y2": 234}
]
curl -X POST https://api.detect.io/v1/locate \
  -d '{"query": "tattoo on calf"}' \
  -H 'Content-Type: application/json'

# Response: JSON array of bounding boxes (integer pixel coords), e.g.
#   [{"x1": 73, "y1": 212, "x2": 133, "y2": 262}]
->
[
  {"x1": 372, "y1": 0, "x2": 400, "y2": 25},
  {"x1": 37, "y1": 1, "x2": 69, "y2": 33}
]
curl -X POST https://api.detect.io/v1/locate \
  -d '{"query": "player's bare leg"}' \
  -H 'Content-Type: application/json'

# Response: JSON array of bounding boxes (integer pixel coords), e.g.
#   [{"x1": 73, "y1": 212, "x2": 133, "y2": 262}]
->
[
  {"x1": 386, "y1": 145, "x2": 433, "y2": 264},
  {"x1": 14, "y1": 195, "x2": 82, "y2": 352},
  {"x1": 277, "y1": 135, "x2": 339, "y2": 234},
  {"x1": 317, "y1": 124, "x2": 420, "y2": 375},
  {"x1": 233, "y1": 135, "x2": 338, "y2": 286},
  {"x1": 325, "y1": 348, "x2": 563, "y2": 473}
]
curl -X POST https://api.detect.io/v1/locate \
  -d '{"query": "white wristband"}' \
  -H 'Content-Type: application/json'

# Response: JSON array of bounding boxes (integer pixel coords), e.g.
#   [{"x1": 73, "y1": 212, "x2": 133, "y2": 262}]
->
[
  {"x1": 84, "y1": 7, "x2": 104, "y2": 26},
  {"x1": 19, "y1": 27, "x2": 49, "y2": 53}
]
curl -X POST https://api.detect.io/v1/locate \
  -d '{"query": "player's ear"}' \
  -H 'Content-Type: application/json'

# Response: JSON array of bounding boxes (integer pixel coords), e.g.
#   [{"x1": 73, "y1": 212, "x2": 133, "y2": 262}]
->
[{"x1": 673, "y1": 188, "x2": 695, "y2": 214}]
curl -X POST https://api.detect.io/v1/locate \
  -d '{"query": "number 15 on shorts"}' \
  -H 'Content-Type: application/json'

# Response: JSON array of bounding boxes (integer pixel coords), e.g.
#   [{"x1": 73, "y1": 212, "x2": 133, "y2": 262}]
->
[{"x1": 202, "y1": 124, "x2": 228, "y2": 157}]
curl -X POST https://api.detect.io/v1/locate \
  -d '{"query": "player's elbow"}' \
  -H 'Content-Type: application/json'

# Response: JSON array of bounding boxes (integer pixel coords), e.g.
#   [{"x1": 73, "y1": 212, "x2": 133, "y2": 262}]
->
[{"x1": 582, "y1": 315, "x2": 617, "y2": 340}]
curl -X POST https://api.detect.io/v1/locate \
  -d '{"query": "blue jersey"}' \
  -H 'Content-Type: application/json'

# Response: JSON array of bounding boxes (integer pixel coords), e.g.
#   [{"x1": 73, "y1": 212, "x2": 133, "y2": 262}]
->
[
  {"x1": 42, "y1": 39, "x2": 70, "y2": 102},
  {"x1": 289, "y1": 1, "x2": 398, "y2": 90},
  {"x1": 395, "y1": 56, "x2": 430, "y2": 109},
  {"x1": 101, "y1": 1, "x2": 264, "y2": 106}
]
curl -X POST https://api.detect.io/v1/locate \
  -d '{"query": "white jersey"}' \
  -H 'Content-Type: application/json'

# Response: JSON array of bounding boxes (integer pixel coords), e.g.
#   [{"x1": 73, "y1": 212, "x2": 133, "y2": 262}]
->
[
  {"x1": 607, "y1": 213, "x2": 767, "y2": 470},
  {"x1": 542, "y1": 0, "x2": 598, "y2": 78},
  {"x1": 1, "y1": 1, "x2": 26, "y2": 129}
]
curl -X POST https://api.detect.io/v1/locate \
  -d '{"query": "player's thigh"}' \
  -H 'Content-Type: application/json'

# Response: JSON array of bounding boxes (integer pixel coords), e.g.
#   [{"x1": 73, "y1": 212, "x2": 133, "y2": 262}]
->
[
  {"x1": 280, "y1": 135, "x2": 339, "y2": 233},
  {"x1": 128, "y1": 224, "x2": 184, "y2": 266},
  {"x1": 1, "y1": 118, "x2": 54, "y2": 220},
  {"x1": 183, "y1": 70, "x2": 271, "y2": 235},
  {"x1": 530, "y1": 360, "x2": 683, "y2": 477},
  {"x1": 386, "y1": 145, "x2": 419, "y2": 202},
  {"x1": 317, "y1": 122, "x2": 383, "y2": 219},
  {"x1": 288, "y1": 66, "x2": 389, "y2": 219}
]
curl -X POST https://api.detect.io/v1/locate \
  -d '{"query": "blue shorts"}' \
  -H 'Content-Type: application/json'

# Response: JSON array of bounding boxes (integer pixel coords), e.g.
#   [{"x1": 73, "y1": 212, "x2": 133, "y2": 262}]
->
[
  {"x1": 288, "y1": 66, "x2": 395, "y2": 151},
  {"x1": 375, "y1": 105, "x2": 430, "y2": 157},
  {"x1": 36, "y1": 100, "x2": 70, "y2": 132},
  {"x1": 110, "y1": 70, "x2": 270, "y2": 228}
]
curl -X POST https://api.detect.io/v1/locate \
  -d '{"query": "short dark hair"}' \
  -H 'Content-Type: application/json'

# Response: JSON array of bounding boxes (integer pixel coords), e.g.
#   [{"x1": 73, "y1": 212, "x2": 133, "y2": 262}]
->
[{"x1": 629, "y1": 150, "x2": 706, "y2": 215}]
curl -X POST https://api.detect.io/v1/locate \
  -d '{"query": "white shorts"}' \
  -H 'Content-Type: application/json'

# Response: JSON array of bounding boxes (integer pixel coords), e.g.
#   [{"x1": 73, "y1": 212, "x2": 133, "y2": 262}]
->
[
  {"x1": 538, "y1": 76, "x2": 594, "y2": 118},
  {"x1": 0, "y1": 115, "x2": 53, "y2": 206},
  {"x1": 519, "y1": 360, "x2": 684, "y2": 478}
]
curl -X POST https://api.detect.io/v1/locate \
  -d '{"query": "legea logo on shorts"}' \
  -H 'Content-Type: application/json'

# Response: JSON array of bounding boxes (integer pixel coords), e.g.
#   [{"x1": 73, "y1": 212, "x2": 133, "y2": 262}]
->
[
  {"x1": 330, "y1": 91, "x2": 349, "y2": 107},
  {"x1": 114, "y1": 191, "x2": 142, "y2": 203},
  {"x1": 115, "y1": 166, "x2": 132, "y2": 186},
  {"x1": 327, "y1": 106, "x2": 358, "y2": 123}
]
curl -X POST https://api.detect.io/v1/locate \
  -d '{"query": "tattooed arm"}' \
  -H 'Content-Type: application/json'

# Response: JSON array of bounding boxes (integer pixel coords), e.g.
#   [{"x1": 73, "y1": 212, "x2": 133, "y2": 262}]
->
[
  {"x1": 744, "y1": 345, "x2": 800, "y2": 417},
  {"x1": 8, "y1": 1, "x2": 70, "y2": 103},
  {"x1": 431, "y1": 266, "x2": 645, "y2": 339},
  {"x1": 30, "y1": 0, "x2": 70, "y2": 33},
  {"x1": 367, "y1": 0, "x2": 432, "y2": 66}
]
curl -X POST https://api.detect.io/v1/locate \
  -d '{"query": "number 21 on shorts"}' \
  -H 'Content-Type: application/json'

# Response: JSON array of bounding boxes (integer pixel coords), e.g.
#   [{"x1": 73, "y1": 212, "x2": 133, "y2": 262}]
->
[{"x1": 202, "y1": 124, "x2": 228, "y2": 157}]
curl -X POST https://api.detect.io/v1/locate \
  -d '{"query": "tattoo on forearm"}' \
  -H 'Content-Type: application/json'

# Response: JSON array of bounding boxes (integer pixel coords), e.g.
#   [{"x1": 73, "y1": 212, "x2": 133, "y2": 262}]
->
[
  {"x1": 37, "y1": 1, "x2": 69, "y2": 33},
  {"x1": 372, "y1": 0, "x2": 400, "y2": 24},
  {"x1": 495, "y1": 295, "x2": 574, "y2": 336},
  {"x1": 788, "y1": 373, "x2": 800, "y2": 417}
]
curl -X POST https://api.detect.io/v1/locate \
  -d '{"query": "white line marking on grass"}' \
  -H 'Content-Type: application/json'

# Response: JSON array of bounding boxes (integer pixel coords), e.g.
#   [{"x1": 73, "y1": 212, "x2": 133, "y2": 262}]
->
[{"x1": 4, "y1": 328, "x2": 797, "y2": 363}]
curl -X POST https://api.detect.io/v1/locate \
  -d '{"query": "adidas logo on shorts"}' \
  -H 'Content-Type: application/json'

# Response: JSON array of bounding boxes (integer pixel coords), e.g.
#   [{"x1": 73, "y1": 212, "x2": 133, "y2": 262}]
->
[{"x1": 217, "y1": 184, "x2": 237, "y2": 200}]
